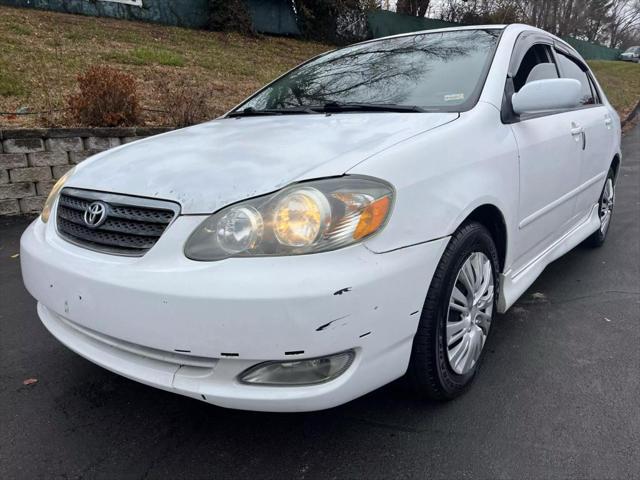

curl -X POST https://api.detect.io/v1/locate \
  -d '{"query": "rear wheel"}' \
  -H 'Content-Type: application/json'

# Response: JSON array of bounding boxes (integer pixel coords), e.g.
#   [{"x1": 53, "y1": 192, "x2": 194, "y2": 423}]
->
[
  {"x1": 408, "y1": 222, "x2": 499, "y2": 400},
  {"x1": 584, "y1": 168, "x2": 615, "y2": 248}
]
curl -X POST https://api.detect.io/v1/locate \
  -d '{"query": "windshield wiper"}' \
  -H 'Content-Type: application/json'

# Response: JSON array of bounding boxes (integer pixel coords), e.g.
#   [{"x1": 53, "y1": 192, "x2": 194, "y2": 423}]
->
[
  {"x1": 228, "y1": 103, "x2": 425, "y2": 117},
  {"x1": 315, "y1": 102, "x2": 426, "y2": 113},
  {"x1": 227, "y1": 106, "x2": 317, "y2": 117}
]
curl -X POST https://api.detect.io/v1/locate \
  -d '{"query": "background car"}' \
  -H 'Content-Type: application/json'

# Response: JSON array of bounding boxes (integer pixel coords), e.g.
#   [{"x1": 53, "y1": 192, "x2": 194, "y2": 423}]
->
[{"x1": 620, "y1": 46, "x2": 640, "y2": 62}]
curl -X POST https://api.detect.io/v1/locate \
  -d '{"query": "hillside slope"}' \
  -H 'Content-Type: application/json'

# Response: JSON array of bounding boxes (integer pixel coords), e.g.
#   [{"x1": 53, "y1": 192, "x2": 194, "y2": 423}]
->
[
  {"x1": 0, "y1": 6, "x2": 637, "y2": 128},
  {"x1": 0, "y1": 6, "x2": 328, "y2": 127}
]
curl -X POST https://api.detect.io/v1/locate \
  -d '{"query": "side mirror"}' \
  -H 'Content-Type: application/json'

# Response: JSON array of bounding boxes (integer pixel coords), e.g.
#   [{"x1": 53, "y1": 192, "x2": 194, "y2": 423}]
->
[{"x1": 511, "y1": 78, "x2": 582, "y2": 115}]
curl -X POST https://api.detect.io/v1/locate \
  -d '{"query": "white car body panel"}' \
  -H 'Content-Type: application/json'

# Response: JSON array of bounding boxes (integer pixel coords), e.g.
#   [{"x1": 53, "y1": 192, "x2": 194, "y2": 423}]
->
[
  {"x1": 67, "y1": 113, "x2": 457, "y2": 214},
  {"x1": 575, "y1": 105, "x2": 618, "y2": 216},
  {"x1": 508, "y1": 108, "x2": 584, "y2": 269},
  {"x1": 349, "y1": 101, "x2": 519, "y2": 256},
  {"x1": 20, "y1": 24, "x2": 621, "y2": 411}
]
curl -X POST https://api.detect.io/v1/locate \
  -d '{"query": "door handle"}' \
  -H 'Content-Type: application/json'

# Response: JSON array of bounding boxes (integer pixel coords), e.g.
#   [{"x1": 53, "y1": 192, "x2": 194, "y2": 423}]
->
[
  {"x1": 570, "y1": 125, "x2": 584, "y2": 136},
  {"x1": 604, "y1": 116, "x2": 613, "y2": 129},
  {"x1": 570, "y1": 122, "x2": 586, "y2": 150}
]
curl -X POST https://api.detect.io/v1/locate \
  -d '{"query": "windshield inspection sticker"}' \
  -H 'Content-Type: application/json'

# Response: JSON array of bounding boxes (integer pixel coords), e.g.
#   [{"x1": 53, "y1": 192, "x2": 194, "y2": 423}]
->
[{"x1": 444, "y1": 93, "x2": 465, "y2": 102}]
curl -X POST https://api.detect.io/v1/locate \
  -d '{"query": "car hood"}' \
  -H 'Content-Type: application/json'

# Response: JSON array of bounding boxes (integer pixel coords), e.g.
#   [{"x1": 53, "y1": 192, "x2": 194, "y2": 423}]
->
[{"x1": 68, "y1": 113, "x2": 458, "y2": 214}]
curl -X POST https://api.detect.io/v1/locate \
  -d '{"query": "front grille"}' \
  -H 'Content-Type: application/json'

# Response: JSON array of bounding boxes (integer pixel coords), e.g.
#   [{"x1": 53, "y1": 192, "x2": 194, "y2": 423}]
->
[{"x1": 56, "y1": 188, "x2": 180, "y2": 256}]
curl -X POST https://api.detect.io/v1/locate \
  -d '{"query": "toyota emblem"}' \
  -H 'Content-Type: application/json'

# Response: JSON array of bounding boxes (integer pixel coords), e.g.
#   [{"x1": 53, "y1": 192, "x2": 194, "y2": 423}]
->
[{"x1": 84, "y1": 201, "x2": 108, "y2": 228}]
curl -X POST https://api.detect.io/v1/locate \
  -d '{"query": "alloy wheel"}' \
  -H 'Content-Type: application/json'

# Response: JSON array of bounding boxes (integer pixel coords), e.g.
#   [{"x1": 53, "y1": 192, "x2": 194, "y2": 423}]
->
[
  {"x1": 599, "y1": 178, "x2": 614, "y2": 234},
  {"x1": 446, "y1": 252, "x2": 494, "y2": 375}
]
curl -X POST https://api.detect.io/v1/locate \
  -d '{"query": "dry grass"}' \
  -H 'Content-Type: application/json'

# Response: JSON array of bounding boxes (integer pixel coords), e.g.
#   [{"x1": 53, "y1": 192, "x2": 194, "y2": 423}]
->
[
  {"x1": 588, "y1": 60, "x2": 640, "y2": 119},
  {"x1": 0, "y1": 6, "x2": 329, "y2": 127}
]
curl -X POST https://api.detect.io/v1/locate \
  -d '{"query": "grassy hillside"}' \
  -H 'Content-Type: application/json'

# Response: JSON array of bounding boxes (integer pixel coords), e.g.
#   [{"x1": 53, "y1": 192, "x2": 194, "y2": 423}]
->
[
  {"x1": 0, "y1": 6, "x2": 329, "y2": 127},
  {"x1": 589, "y1": 60, "x2": 640, "y2": 120},
  {"x1": 0, "y1": 6, "x2": 638, "y2": 128}
]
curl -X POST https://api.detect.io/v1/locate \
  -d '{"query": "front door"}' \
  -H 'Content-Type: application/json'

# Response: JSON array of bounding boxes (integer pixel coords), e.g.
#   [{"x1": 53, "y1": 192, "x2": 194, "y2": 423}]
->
[
  {"x1": 506, "y1": 42, "x2": 583, "y2": 270},
  {"x1": 510, "y1": 111, "x2": 583, "y2": 268}
]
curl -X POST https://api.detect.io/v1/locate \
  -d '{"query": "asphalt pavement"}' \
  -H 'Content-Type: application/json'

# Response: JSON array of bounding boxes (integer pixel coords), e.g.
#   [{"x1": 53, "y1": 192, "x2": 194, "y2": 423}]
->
[{"x1": 1, "y1": 125, "x2": 638, "y2": 480}]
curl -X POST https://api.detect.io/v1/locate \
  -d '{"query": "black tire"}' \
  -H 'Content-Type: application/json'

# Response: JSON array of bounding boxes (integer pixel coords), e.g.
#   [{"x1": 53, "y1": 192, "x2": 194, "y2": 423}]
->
[
  {"x1": 408, "y1": 222, "x2": 500, "y2": 400},
  {"x1": 584, "y1": 168, "x2": 616, "y2": 248}
]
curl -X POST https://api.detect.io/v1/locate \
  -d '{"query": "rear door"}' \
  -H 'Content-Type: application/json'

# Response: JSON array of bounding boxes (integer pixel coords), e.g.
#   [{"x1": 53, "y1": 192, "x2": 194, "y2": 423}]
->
[
  {"x1": 506, "y1": 41, "x2": 583, "y2": 268},
  {"x1": 555, "y1": 51, "x2": 613, "y2": 219}
]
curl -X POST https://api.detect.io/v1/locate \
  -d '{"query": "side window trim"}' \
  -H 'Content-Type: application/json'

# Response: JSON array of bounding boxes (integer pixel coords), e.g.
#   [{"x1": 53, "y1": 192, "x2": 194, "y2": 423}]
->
[
  {"x1": 503, "y1": 43, "x2": 602, "y2": 123},
  {"x1": 553, "y1": 43, "x2": 589, "y2": 71},
  {"x1": 586, "y1": 72, "x2": 602, "y2": 104},
  {"x1": 549, "y1": 47, "x2": 562, "y2": 77},
  {"x1": 502, "y1": 37, "x2": 560, "y2": 124},
  {"x1": 507, "y1": 32, "x2": 555, "y2": 78},
  {"x1": 555, "y1": 49, "x2": 598, "y2": 108}
]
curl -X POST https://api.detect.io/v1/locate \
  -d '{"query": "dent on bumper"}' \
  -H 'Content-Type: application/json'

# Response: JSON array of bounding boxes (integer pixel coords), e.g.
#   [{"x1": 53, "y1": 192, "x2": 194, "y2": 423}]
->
[
  {"x1": 21, "y1": 217, "x2": 449, "y2": 411},
  {"x1": 39, "y1": 303, "x2": 415, "y2": 412}
]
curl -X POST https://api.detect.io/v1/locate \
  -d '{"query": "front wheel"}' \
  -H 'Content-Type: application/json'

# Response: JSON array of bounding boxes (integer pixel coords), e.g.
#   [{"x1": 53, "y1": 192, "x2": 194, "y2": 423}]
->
[
  {"x1": 408, "y1": 222, "x2": 499, "y2": 400},
  {"x1": 584, "y1": 168, "x2": 615, "y2": 248}
]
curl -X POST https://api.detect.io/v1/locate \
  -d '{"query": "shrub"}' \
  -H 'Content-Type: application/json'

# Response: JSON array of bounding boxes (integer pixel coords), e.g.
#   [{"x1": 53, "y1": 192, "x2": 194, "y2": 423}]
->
[
  {"x1": 67, "y1": 65, "x2": 141, "y2": 127},
  {"x1": 209, "y1": 0, "x2": 255, "y2": 35},
  {"x1": 161, "y1": 78, "x2": 213, "y2": 128}
]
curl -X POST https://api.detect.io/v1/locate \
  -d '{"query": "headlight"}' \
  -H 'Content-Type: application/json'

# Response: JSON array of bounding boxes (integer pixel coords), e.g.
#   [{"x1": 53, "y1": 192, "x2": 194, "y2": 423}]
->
[
  {"x1": 217, "y1": 206, "x2": 264, "y2": 253},
  {"x1": 41, "y1": 168, "x2": 75, "y2": 223},
  {"x1": 273, "y1": 187, "x2": 331, "y2": 247},
  {"x1": 185, "y1": 176, "x2": 393, "y2": 261}
]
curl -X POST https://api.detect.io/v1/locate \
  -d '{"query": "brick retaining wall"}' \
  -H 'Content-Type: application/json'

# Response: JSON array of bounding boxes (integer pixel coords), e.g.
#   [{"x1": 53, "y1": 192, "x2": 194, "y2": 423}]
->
[{"x1": 0, "y1": 127, "x2": 172, "y2": 216}]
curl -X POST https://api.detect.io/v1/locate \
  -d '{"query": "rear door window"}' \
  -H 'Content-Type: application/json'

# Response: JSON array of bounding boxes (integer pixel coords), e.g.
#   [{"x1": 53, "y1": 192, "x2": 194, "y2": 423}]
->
[{"x1": 556, "y1": 53, "x2": 596, "y2": 106}]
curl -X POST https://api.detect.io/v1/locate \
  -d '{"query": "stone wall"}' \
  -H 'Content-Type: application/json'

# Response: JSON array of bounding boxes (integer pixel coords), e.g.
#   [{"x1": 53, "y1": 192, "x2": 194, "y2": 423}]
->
[{"x1": 0, "y1": 127, "x2": 172, "y2": 216}]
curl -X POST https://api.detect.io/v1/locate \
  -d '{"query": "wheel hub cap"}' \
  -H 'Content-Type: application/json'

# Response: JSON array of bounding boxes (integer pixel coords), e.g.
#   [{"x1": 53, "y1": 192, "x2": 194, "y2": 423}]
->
[{"x1": 446, "y1": 252, "x2": 494, "y2": 375}]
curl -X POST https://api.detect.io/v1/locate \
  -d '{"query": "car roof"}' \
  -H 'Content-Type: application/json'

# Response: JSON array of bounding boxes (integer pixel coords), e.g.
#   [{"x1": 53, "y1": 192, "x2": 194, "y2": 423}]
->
[
  {"x1": 353, "y1": 23, "x2": 583, "y2": 63},
  {"x1": 354, "y1": 24, "x2": 507, "y2": 46}
]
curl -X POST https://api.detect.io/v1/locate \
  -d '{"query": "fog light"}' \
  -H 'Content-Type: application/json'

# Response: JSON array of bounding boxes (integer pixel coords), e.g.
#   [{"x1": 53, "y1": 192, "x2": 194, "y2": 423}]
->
[{"x1": 239, "y1": 351, "x2": 354, "y2": 386}]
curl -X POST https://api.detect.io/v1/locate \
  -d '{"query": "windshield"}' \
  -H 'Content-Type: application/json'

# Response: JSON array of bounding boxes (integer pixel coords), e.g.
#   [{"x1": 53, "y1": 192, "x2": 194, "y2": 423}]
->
[
  {"x1": 236, "y1": 29, "x2": 501, "y2": 113},
  {"x1": 624, "y1": 46, "x2": 640, "y2": 53}
]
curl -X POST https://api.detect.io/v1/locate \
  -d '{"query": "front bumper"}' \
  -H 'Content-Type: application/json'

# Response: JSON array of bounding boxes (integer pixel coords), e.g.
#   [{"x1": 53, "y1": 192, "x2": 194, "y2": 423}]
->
[{"x1": 21, "y1": 217, "x2": 448, "y2": 411}]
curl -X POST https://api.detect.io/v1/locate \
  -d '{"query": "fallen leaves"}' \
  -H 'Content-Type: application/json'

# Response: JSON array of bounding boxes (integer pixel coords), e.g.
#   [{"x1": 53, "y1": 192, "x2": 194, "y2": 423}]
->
[{"x1": 530, "y1": 292, "x2": 548, "y2": 303}]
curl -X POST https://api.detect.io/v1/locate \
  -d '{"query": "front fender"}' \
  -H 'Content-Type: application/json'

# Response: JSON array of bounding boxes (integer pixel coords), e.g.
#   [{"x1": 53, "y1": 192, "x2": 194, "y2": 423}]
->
[{"x1": 354, "y1": 103, "x2": 519, "y2": 269}]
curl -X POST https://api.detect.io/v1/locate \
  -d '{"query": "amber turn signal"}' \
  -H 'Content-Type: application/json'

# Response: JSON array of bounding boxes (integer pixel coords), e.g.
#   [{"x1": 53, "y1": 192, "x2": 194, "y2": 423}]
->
[{"x1": 353, "y1": 196, "x2": 391, "y2": 240}]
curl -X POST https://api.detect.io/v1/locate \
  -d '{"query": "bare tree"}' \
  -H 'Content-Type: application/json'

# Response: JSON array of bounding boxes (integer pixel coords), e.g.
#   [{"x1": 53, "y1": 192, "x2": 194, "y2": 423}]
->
[
  {"x1": 608, "y1": 0, "x2": 640, "y2": 47},
  {"x1": 397, "y1": 0, "x2": 432, "y2": 16},
  {"x1": 438, "y1": 0, "x2": 640, "y2": 47},
  {"x1": 292, "y1": 0, "x2": 639, "y2": 46}
]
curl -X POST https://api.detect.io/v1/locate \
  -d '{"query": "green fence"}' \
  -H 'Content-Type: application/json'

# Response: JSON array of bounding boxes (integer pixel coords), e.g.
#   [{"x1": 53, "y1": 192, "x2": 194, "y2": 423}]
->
[
  {"x1": 0, "y1": 0, "x2": 300, "y2": 34},
  {"x1": 247, "y1": 0, "x2": 299, "y2": 35},
  {"x1": 561, "y1": 37, "x2": 622, "y2": 60},
  {"x1": 367, "y1": 10, "x2": 457, "y2": 38},
  {"x1": 367, "y1": 10, "x2": 622, "y2": 61}
]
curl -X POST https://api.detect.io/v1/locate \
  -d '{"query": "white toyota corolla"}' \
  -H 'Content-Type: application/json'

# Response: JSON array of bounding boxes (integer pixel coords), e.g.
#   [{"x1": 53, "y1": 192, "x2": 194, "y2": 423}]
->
[{"x1": 21, "y1": 24, "x2": 621, "y2": 412}]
